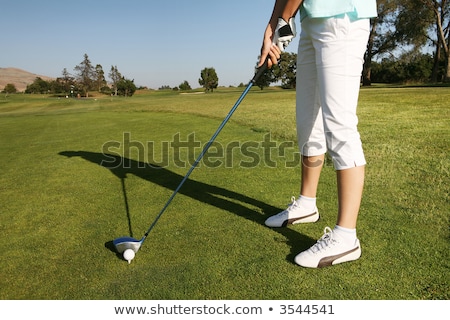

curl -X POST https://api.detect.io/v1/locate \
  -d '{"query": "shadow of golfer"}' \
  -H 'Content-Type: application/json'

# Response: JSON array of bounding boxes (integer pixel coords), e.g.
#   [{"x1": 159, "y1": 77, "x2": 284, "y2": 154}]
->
[{"x1": 59, "y1": 150, "x2": 315, "y2": 263}]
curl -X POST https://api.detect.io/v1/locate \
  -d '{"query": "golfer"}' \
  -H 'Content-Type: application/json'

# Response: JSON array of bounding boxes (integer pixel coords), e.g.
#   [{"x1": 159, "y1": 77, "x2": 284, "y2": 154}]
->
[{"x1": 260, "y1": 0, "x2": 377, "y2": 268}]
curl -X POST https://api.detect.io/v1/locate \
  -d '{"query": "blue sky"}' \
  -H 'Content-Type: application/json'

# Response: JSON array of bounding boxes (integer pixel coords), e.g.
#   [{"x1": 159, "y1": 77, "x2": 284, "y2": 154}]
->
[{"x1": 0, "y1": 0, "x2": 298, "y2": 89}]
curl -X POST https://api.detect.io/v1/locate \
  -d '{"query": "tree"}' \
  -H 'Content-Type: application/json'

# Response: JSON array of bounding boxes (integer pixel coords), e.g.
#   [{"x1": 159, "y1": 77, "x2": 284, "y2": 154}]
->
[
  {"x1": 198, "y1": 67, "x2": 218, "y2": 92},
  {"x1": 179, "y1": 80, "x2": 191, "y2": 91},
  {"x1": 3, "y1": 83, "x2": 17, "y2": 94},
  {"x1": 94, "y1": 64, "x2": 106, "y2": 92},
  {"x1": 74, "y1": 53, "x2": 95, "y2": 97},
  {"x1": 109, "y1": 65, "x2": 122, "y2": 96},
  {"x1": 421, "y1": 0, "x2": 450, "y2": 81},
  {"x1": 363, "y1": 0, "x2": 401, "y2": 85},
  {"x1": 371, "y1": 53, "x2": 434, "y2": 83},
  {"x1": 48, "y1": 79, "x2": 65, "y2": 94},
  {"x1": 254, "y1": 52, "x2": 297, "y2": 89},
  {"x1": 25, "y1": 77, "x2": 50, "y2": 94},
  {"x1": 380, "y1": 0, "x2": 449, "y2": 82},
  {"x1": 60, "y1": 68, "x2": 75, "y2": 95},
  {"x1": 277, "y1": 52, "x2": 297, "y2": 89},
  {"x1": 116, "y1": 78, "x2": 137, "y2": 97}
]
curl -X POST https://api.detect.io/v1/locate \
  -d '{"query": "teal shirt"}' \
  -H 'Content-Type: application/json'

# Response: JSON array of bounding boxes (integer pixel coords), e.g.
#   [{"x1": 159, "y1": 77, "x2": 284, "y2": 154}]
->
[{"x1": 300, "y1": 0, "x2": 378, "y2": 20}]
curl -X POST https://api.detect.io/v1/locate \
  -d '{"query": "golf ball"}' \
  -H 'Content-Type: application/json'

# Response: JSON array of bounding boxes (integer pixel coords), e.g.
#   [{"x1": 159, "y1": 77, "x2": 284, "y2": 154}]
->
[{"x1": 123, "y1": 249, "x2": 135, "y2": 264}]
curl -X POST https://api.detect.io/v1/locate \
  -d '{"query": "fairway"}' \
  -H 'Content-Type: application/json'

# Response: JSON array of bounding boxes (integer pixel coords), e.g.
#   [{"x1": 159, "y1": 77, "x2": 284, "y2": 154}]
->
[{"x1": 0, "y1": 87, "x2": 448, "y2": 299}]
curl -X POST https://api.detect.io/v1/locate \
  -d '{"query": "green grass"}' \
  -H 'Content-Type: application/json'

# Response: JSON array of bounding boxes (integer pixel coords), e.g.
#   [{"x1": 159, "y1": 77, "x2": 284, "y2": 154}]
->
[{"x1": 0, "y1": 86, "x2": 448, "y2": 300}]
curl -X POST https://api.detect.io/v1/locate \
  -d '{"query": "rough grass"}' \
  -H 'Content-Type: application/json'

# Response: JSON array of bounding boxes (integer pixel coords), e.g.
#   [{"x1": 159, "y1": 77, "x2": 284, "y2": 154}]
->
[{"x1": 0, "y1": 86, "x2": 448, "y2": 300}]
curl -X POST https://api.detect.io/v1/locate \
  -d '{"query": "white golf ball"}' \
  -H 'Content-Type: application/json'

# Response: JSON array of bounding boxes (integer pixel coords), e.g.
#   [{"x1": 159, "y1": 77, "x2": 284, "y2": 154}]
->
[{"x1": 123, "y1": 249, "x2": 135, "y2": 264}]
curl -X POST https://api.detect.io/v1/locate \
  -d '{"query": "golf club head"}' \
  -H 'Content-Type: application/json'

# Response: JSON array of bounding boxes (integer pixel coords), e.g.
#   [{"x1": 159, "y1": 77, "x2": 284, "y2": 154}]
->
[{"x1": 113, "y1": 236, "x2": 142, "y2": 254}]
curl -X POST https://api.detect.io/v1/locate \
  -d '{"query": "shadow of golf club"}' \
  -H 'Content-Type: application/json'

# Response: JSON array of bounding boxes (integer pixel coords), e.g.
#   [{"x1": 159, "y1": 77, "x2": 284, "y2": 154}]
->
[
  {"x1": 59, "y1": 150, "x2": 316, "y2": 263},
  {"x1": 120, "y1": 177, "x2": 133, "y2": 237}
]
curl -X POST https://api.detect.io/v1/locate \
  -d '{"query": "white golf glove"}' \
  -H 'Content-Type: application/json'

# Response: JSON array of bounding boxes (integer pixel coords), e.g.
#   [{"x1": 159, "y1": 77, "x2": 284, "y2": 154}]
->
[{"x1": 273, "y1": 17, "x2": 296, "y2": 51}]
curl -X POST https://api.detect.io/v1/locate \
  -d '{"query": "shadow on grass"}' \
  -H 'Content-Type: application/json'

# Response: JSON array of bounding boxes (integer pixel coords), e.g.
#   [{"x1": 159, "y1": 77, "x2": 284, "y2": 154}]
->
[{"x1": 59, "y1": 151, "x2": 315, "y2": 264}]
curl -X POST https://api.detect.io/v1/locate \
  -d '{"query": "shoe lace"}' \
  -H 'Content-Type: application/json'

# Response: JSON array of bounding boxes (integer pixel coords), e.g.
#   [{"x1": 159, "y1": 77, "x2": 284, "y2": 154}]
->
[
  {"x1": 286, "y1": 196, "x2": 298, "y2": 212},
  {"x1": 273, "y1": 197, "x2": 298, "y2": 219},
  {"x1": 310, "y1": 227, "x2": 335, "y2": 253}
]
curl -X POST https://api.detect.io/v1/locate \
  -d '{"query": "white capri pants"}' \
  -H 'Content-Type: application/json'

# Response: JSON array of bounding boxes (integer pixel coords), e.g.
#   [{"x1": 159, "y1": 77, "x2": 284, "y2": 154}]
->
[{"x1": 296, "y1": 14, "x2": 370, "y2": 170}]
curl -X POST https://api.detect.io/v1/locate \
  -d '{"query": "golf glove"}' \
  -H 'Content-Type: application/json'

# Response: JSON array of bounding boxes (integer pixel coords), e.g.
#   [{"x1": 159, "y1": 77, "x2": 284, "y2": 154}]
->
[{"x1": 273, "y1": 17, "x2": 296, "y2": 51}]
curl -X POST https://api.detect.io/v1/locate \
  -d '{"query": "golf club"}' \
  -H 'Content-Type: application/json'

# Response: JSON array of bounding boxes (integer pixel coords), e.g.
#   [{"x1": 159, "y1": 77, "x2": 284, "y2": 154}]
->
[{"x1": 113, "y1": 59, "x2": 269, "y2": 260}]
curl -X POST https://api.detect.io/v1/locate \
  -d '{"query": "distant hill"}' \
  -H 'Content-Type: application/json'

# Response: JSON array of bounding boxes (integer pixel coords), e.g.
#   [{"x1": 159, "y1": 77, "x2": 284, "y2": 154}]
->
[{"x1": 0, "y1": 67, "x2": 54, "y2": 92}]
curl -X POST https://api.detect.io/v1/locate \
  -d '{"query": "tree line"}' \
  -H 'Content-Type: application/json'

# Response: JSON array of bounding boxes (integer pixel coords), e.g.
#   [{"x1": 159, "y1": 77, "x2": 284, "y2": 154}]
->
[
  {"x1": 21, "y1": 54, "x2": 137, "y2": 97},
  {"x1": 159, "y1": 67, "x2": 219, "y2": 92},
  {"x1": 254, "y1": 50, "x2": 445, "y2": 90},
  {"x1": 2, "y1": 53, "x2": 221, "y2": 95}
]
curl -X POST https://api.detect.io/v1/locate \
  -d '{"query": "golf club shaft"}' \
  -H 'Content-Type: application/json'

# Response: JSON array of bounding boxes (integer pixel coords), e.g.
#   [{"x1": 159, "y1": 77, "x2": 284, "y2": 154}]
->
[{"x1": 141, "y1": 60, "x2": 269, "y2": 242}]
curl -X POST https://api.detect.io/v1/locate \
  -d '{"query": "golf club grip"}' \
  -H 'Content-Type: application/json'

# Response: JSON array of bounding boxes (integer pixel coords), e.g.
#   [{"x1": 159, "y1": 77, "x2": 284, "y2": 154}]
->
[{"x1": 251, "y1": 58, "x2": 269, "y2": 84}]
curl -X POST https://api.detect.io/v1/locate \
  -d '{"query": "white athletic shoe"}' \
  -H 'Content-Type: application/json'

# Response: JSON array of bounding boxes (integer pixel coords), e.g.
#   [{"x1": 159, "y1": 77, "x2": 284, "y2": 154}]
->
[
  {"x1": 295, "y1": 227, "x2": 362, "y2": 268},
  {"x1": 265, "y1": 196, "x2": 319, "y2": 227}
]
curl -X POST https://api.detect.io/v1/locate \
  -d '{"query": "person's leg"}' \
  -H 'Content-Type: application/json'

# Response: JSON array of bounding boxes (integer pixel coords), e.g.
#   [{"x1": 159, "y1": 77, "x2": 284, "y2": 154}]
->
[
  {"x1": 265, "y1": 19, "x2": 325, "y2": 228},
  {"x1": 295, "y1": 15, "x2": 370, "y2": 268},
  {"x1": 295, "y1": 18, "x2": 327, "y2": 209},
  {"x1": 318, "y1": 16, "x2": 369, "y2": 231},
  {"x1": 264, "y1": 156, "x2": 321, "y2": 226},
  {"x1": 336, "y1": 166, "x2": 365, "y2": 229},
  {"x1": 300, "y1": 154, "x2": 324, "y2": 198}
]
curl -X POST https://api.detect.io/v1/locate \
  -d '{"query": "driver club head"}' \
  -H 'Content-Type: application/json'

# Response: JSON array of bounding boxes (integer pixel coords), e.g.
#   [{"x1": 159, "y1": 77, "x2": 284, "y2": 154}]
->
[{"x1": 113, "y1": 236, "x2": 143, "y2": 254}]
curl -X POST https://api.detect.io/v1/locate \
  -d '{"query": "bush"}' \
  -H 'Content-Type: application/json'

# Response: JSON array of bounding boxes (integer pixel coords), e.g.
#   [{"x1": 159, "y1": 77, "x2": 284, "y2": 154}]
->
[
  {"x1": 371, "y1": 53, "x2": 434, "y2": 83},
  {"x1": 116, "y1": 78, "x2": 136, "y2": 97},
  {"x1": 3, "y1": 83, "x2": 17, "y2": 94}
]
